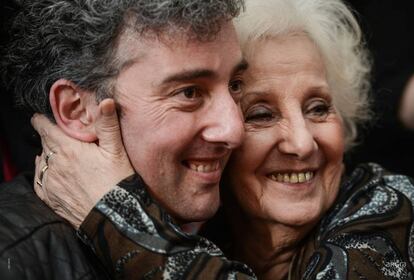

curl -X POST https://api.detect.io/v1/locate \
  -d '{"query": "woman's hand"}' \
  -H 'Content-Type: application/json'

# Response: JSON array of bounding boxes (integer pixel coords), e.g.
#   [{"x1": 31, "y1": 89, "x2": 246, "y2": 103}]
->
[{"x1": 32, "y1": 99, "x2": 134, "y2": 229}]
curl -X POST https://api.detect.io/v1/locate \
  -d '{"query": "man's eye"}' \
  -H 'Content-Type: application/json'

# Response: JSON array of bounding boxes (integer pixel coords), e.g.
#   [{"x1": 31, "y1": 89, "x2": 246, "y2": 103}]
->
[
  {"x1": 176, "y1": 86, "x2": 202, "y2": 100},
  {"x1": 171, "y1": 86, "x2": 204, "y2": 111},
  {"x1": 245, "y1": 106, "x2": 274, "y2": 122},
  {"x1": 229, "y1": 79, "x2": 244, "y2": 95}
]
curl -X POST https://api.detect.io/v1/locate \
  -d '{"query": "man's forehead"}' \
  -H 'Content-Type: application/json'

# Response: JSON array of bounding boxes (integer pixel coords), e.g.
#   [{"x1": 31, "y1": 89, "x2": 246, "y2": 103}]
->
[
  {"x1": 157, "y1": 59, "x2": 248, "y2": 87},
  {"x1": 115, "y1": 25, "x2": 242, "y2": 79}
]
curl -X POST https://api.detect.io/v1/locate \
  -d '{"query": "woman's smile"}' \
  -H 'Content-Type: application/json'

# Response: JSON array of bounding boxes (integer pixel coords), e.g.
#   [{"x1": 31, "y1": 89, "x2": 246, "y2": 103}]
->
[
  {"x1": 266, "y1": 170, "x2": 315, "y2": 184},
  {"x1": 225, "y1": 34, "x2": 344, "y2": 229}
]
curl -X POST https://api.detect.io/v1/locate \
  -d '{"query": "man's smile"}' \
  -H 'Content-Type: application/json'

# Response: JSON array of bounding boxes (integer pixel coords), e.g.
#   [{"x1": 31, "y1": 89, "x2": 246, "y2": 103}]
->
[{"x1": 186, "y1": 160, "x2": 220, "y2": 173}]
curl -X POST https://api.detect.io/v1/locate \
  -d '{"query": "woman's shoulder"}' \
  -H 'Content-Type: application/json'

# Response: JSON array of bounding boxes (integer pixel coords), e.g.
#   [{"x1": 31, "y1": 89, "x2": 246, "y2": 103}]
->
[
  {"x1": 297, "y1": 163, "x2": 414, "y2": 280},
  {"x1": 336, "y1": 162, "x2": 414, "y2": 213},
  {"x1": 320, "y1": 162, "x2": 414, "y2": 242}
]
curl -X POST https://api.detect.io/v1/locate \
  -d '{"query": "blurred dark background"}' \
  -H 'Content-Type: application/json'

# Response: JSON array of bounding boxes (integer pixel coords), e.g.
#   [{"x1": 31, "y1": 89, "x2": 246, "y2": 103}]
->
[
  {"x1": 345, "y1": 0, "x2": 414, "y2": 176},
  {"x1": 1, "y1": 0, "x2": 41, "y2": 182},
  {"x1": 0, "y1": 0, "x2": 413, "y2": 182}
]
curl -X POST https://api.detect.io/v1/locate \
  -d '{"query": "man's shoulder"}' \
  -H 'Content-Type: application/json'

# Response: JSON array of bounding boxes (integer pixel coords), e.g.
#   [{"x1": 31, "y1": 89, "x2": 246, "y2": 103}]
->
[
  {"x1": 0, "y1": 172, "x2": 43, "y2": 204},
  {"x1": 0, "y1": 173, "x2": 71, "y2": 253},
  {"x1": 0, "y1": 173, "x2": 64, "y2": 237},
  {"x1": 0, "y1": 174, "x2": 109, "y2": 279}
]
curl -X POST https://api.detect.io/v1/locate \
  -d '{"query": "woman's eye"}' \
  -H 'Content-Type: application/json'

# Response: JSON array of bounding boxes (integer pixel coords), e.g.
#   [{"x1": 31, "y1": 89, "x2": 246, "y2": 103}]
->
[
  {"x1": 245, "y1": 106, "x2": 274, "y2": 122},
  {"x1": 306, "y1": 101, "x2": 332, "y2": 120}
]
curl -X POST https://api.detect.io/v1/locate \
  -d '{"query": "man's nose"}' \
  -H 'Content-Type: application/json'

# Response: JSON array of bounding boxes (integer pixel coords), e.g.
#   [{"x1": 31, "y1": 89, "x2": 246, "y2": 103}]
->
[
  {"x1": 201, "y1": 93, "x2": 244, "y2": 149},
  {"x1": 277, "y1": 117, "x2": 316, "y2": 159}
]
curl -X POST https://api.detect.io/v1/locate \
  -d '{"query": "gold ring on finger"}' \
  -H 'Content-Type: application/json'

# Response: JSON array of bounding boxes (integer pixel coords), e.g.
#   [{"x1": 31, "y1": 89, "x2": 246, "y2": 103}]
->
[
  {"x1": 39, "y1": 165, "x2": 49, "y2": 182},
  {"x1": 36, "y1": 180, "x2": 43, "y2": 188},
  {"x1": 45, "y1": 151, "x2": 55, "y2": 165}
]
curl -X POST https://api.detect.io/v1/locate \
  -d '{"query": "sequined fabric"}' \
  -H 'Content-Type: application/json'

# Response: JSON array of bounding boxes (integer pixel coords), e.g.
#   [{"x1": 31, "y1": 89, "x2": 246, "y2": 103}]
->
[
  {"x1": 292, "y1": 163, "x2": 414, "y2": 279},
  {"x1": 79, "y1": 174, "x2": 255, "y2": 280},
  {"x1": 78, "y1": 164, "x2": 413, "y2": 279}
]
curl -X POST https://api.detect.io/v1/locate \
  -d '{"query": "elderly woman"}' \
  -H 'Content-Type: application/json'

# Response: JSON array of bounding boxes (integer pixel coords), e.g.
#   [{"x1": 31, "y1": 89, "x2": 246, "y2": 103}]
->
[
  {"x1": 203, "y1": 1, "x2": 414, "y2": 279},
  {"x1": 32, "y1": 0, "x2": 414, "y2": 279}
]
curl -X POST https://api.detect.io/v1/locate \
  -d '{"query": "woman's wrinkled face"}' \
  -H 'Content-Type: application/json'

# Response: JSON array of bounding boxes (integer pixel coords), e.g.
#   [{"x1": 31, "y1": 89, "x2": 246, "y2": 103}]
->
[{"x1": 225, "y1": 34, "x2": 344, "y2": 227}]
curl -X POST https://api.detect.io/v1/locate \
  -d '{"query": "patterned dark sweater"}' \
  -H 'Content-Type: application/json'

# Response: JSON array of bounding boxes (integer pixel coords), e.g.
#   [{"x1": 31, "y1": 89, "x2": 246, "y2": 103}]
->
[{"x1": 79, "y1": 163, "x2": 414, "y2": 279}]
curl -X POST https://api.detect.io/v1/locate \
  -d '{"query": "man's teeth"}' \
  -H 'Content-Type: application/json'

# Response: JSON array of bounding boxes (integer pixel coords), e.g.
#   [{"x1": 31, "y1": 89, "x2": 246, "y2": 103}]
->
[
  {"x1": 189, "y1": 161, "x2": 220, "y2": 173},
  {"x1": 270, "y1": 171, "x2": 314, "y2": 183}
]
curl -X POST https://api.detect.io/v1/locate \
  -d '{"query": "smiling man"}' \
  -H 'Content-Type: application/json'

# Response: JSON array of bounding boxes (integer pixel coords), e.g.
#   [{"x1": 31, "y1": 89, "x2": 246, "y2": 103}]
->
[
  {"x1": 112, "y1": 25, "x2": 246, "y2": 222},
  {"x1": 0, "y1": 0, "x2": 252, "y2": 279}
]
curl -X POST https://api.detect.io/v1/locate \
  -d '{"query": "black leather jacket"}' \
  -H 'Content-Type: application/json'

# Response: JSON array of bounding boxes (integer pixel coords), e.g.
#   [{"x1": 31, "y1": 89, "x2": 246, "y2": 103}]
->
[{"x1": 0, "y1": 173, "x2": 109, "y2": 280}]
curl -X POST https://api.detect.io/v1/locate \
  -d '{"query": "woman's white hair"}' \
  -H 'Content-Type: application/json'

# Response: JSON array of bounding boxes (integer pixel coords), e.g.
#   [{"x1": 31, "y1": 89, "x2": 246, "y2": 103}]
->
[{"x1": 235, "y1": 0, "x2": 372, "y2": 150}]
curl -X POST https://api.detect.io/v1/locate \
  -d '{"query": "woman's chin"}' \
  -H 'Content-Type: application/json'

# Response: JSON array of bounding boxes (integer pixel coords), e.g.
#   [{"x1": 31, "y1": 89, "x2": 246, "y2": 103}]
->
[{"x1": 265, "y1": 202, "x2": 325, "y2": 228}]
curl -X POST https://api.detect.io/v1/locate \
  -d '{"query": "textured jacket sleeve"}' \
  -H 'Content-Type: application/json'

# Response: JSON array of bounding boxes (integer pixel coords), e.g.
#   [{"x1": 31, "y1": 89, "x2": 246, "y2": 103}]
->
[{"x1": 78, "y1": 174, "x2": 256, "y2": 280}]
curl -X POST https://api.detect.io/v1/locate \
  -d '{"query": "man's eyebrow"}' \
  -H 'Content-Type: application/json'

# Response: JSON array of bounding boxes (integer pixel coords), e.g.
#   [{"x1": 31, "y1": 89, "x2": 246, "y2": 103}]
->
[
  {"x1": 232, "y1": 59, "x2": 249, "y2": 76},
  {"x1": 160, "y1": 69, "x2": 216, "y2": 85},
  {"x1": 159, "y1": 58, "x2": 249, "y2": 85}
]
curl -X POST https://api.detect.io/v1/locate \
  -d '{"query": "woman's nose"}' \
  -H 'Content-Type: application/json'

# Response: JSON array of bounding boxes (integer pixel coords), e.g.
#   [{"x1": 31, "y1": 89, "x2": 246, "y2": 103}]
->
[{"x1": 277, "y1": 118, "x2": 317, "y2": 160}]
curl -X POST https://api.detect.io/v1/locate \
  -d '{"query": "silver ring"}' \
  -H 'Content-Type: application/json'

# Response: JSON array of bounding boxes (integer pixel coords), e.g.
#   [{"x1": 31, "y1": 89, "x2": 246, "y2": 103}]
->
[{"x1": 45, "y1": 151, "x2": 55, "y2": 165}]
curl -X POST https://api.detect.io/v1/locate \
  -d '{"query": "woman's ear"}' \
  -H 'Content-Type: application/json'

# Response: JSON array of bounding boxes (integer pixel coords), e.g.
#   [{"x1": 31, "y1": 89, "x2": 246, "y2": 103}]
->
[{"x1": 49, "y1": 79, "x2": 99, "y2": 142}]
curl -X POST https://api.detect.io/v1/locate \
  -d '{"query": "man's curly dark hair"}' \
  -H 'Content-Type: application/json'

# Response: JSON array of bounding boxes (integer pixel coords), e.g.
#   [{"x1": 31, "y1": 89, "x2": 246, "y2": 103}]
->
[{"x1": 1, "y1": 0, "x2": 244, "y2": 117}]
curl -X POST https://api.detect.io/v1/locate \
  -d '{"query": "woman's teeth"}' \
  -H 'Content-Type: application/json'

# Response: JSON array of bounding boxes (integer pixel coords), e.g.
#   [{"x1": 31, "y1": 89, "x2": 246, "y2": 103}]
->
[{"x1": 269, "y1": 171, "x2": 314, "y2": 183}]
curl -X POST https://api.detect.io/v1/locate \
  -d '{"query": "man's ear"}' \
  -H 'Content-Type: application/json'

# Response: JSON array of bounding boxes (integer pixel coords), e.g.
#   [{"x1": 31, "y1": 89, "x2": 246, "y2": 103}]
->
[{"x1": 49, "y1": 79, "x2": 99, "y2": 142}]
